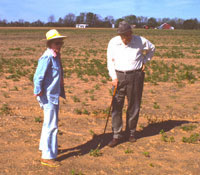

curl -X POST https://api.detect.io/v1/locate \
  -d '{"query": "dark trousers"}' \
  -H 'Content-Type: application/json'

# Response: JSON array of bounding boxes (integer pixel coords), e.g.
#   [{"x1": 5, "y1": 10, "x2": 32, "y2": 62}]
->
[{"x1": 112, "y1": 70, "x2": 145, "y2": 139}]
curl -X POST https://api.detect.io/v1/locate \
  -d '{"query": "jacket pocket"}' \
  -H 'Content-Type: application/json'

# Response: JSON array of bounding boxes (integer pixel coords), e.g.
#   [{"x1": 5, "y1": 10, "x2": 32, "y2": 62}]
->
[{"x1": 51, "y1": 66, "x2": 60, "y2": 78}]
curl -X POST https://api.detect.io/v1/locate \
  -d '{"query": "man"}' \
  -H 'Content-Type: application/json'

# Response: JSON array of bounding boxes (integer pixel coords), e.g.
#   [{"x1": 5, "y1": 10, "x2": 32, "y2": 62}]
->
[{"x1": 107, "y1": 21, "x2": 155, "y2": 147}]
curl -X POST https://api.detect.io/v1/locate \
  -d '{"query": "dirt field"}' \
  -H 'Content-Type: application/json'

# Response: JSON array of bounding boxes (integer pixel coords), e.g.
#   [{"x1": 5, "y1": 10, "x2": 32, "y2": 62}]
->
[{"x1": 0, "y1": 28, "x2": 200, "y2": 175}]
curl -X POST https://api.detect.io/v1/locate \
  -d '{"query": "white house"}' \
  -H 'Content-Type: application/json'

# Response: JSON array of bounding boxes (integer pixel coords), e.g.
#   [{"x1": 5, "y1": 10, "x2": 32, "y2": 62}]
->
[{"x1": 76, "y1": 24, "x2": 88, "y2": 28}]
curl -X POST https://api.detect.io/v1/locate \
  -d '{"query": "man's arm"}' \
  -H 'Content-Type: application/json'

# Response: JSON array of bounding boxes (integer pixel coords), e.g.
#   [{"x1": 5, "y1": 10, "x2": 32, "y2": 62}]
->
[
  {"x1": 143, "y1": 38, "x2": 156, "y2": 64},
  {"x1": 107, "y1": 40, "x2": 118, "y2": 86},
  {"x1": 33, "y1": 56, "x2": 51, "y2": 96}
]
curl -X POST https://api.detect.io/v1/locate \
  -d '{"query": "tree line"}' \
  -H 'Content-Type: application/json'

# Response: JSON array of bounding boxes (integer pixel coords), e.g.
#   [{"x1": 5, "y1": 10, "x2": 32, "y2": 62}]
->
[{"x1": 0, "y1": 12, "x2": 199, "y2": 29}]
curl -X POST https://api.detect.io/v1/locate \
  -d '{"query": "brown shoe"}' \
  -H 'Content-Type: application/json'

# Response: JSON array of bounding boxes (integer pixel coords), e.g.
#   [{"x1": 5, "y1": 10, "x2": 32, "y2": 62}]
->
[
  {"x1": 129, "y1": 136, "x2": 137, "y2": 142},
  {"x1": 41, "y1": 159, "x2": 60, "y2": 167},
  {"x1": 108, "y1": 138, "x2": 120, "y2": 147}
]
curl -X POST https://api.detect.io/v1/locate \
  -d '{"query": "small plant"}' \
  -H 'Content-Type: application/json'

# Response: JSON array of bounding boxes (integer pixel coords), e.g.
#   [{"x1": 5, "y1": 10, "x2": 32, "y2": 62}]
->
[
  {"x1": 124, "y1": 148, "x2": 133, "y2": 154},
  {"x1": 149, "y1": 163, "x2": 154, "y2": 167},
  {"x1": 58, "y1": 130, "x2": 63, "y2": 135},
  {"x1": 90, "y1": 95, "x2": 95, "y2": 101},
  {"x1": 160, "y1": 129, "x2": 175, "y2": 143},
  {"x1": 71, "y1": 170, "x2": 84, "y2": 175},
  {"x1": 34, "y1": 117, "x2": 42, "y2": 123},
  {"x1": 72, "y1": 96, "x2": 80, "y2": 103},
  {"x1": 143, "y1": 151, "x2": 150, "y2": 157},
  {"x1": 74, "y1": 108, "x2": 82, "y2": 115},
  {"x1": 153, "y1": 102, "x2": 160, "y2": 109},
  {"x1": 101, "y1": 79, "x2": 107, "y2": 84},
  {"x1": 182, "y1": 133, "x2": 200, "y2": 144},
  {"x1": 94, "y1": 84, "x2": 100, "y2": 90},
  {"x1": 0, "y1": 103, "x2": 11, "y2": 115},
  {"x1": 180, "y1": 124, "x2": 197, "y2": 132},
  {"x1": 89, "y1": 148, "x2": 102, "y2": 157},
  {"x1": 3, "y1": 92, "x2": 10, "y2": 98},
  {"x1": 68, "y1": 90, "x2": 72, "y2": 94},
  {"x1": 82, "y1": 109, "x2": 90, "y2": 115},
  {"x1": 84, "y1": 90, "x2": 89, "y2": 93}
]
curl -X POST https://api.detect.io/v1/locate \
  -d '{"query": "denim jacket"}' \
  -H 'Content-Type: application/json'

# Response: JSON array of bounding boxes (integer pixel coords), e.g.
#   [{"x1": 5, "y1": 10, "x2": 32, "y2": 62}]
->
[{"x1": 34, "y1": 48, "x2": 66, "y2": 105}]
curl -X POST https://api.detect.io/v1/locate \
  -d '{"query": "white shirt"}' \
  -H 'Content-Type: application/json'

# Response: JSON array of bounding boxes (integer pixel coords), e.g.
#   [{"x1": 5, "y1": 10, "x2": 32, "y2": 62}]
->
[{"x1": 107, "y1": 35, "x2": 155, "y2": 80}]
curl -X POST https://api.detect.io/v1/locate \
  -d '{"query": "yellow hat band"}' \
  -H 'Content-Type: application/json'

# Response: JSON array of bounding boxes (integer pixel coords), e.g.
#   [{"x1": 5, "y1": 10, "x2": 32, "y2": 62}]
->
[{"x1": 47, "y1": 33, "x2": 61, "y2": 40}]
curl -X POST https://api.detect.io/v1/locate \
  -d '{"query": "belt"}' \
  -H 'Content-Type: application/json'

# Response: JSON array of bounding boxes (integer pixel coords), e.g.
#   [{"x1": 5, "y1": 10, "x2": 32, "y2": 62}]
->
[{"x1": 116, "y1": 69, "x2": 142, "y2": 74}]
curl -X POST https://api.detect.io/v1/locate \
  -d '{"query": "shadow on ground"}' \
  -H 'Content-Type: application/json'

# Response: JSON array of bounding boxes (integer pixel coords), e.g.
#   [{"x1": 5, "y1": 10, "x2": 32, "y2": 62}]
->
[{"x1": 57, "y1": 119, "x2": 190, "y2": 161}]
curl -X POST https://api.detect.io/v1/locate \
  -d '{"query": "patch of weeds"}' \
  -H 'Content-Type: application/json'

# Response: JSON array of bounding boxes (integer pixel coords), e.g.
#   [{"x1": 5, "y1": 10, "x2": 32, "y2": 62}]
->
[
  {"x1": 89, "y1": 129, "x2": 96, "y2": 138},
  {"x1": 166, "y1": 105, "x2": 173, "y2": 109},
  {"x1": 81, "y1": 102, "x2": 88, "y2": 106},
  {"x1": 89, "y1": 148, "x2": 102, "y2": 157},
  {"x1": 9, "y1": 47, "x2": 21, "y2": 51},
  {"x1": 14, "y1": 86, "x2": 18, "y2": 91},
  {"x1": 58, "y1": 130, "x2": 63, "y2": 135},
  {"x1": 101, "y1": 79, "x2": 107, "y2": 84},
  {"x1": 143, "y1": 151, "x2": 150, "y2": 157},
  {"x1": 68, "y1": 90, "x2": 72, "y2": 94},
  {"x1": 0, "y1": 104, "x2": 11, "y2": 115},
  {"x1": 94, "y1": 84, "x2": 100, "y2": 90},
  {"x1": 34, "y1": 117, "x2": 42, "y2": 123},
  {"x1": 160, "y1": 129, "x2": 175, "y2": 143},
  {"x1": 182, "y1": 133, "x2": 200, "y2": 144},
  {"x1": 139, "y1": 124, "x2": 145, "y2": 129},
  {"x1": 149, "y1": 163, "x2": 154, "y2": 167},
  {"x1": 124, "y1": 148, "x2": 133, "y2": 154},
  {"x1": 24, "y1": 47, "x2": 36, "y2": 52},
  {"x1": 72, "y1": 96, "x2": 80, "y2": 103},
  {"x1": 82, "y1": 109, "x2": 90, "y2": 115},
  {"x1": 90, "y1": 95, "x2": 95, "y2": 101},
  {"x1": 153, "y1": 102, "x2": 160, "y2": 109},
  {"x1": 109, "y1": 88, "x2": 113, "y2": 96},
  {"x1": 74, "y1": 108, "x2": 82, "y2": 115},
  {"x1": 180, "y1": 124, "x2": 197, "y2": 132},
  {"x1": 3, "y1": 92, "x2": 10, "y2": 98},
  {"x1": 89, "y1": 89, "x2": 94, "y2": 94},
  {"x1": 84, "y1": 90, "x2": 89, "y2": 93},
  {"x1": 70, "y1": 170, "x2": 84, "y2": 175}
]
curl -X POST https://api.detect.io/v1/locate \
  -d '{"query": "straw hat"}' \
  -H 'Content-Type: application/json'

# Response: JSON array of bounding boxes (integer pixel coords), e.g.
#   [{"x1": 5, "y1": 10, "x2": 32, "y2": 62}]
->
[{"x1": 45, "y1": 29, "x2": 67, "y2": 41}]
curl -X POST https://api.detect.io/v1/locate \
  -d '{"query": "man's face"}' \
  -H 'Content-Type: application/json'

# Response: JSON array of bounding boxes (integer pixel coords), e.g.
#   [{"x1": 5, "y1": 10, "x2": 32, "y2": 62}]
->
[{"x1": 120, "y1": 31, "x2": 132, "y2": 45}]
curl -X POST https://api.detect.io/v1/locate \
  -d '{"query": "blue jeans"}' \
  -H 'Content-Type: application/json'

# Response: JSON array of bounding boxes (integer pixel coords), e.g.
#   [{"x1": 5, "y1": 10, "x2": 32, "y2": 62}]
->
[{"x1": 37, "y1": 97, "x2": 59, "y2": 159}]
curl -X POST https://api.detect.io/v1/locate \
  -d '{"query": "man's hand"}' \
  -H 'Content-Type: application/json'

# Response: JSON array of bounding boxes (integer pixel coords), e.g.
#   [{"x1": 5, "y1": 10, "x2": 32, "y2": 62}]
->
[
  {"x1": 112, "y1": 79, "x2": 118, "y2": 87},
  {"x1": 34, "y1": 91, "x2": 43, "y2": 97}
]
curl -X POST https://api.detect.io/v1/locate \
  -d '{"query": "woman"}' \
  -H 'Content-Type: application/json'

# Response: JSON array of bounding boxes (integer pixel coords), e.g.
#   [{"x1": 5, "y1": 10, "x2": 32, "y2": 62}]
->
[{"x1": 33, "y1": 29, "x2": 66, "y2": 167}]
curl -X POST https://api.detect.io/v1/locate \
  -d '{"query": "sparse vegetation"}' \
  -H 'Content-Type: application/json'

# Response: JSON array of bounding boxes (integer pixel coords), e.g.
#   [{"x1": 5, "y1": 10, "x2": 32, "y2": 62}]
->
[
  {"x1": 89, "y1": 148, "x2": 102, "y2": 157},
  {"x1": 182, "y1": 133, "x2": 200, "y2": 144}
]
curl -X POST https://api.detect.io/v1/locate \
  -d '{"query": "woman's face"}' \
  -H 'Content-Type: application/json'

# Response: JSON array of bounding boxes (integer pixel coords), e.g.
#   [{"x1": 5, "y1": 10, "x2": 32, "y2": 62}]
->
[{"x1": 50, "y1": 39, "x2": 64, "y2": 53}]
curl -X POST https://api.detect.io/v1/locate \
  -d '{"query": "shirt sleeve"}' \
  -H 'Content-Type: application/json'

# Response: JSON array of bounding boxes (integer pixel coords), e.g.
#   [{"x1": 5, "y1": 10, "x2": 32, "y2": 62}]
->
[
  {"x1": 107, "y1": 40, "x2": 117, "y2": 80},
  {"x1": 143, "y1": 38, "x2": 156, "y2": 64},
  {"x1": 33, "y1": 56, "x2": 51, "y2": 95}
]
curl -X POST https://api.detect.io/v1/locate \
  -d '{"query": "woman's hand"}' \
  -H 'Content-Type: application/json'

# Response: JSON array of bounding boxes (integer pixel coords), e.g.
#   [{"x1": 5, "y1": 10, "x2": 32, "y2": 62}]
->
[{"x1": 34, "y1": 91, "x2": 43, "y2": 96}]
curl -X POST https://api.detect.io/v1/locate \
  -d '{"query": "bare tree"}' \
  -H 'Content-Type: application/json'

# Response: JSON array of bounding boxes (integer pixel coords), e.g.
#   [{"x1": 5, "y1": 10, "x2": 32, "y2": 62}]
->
[{"x1": 48, "y1": 15, "x2": 55, "y2": 23}]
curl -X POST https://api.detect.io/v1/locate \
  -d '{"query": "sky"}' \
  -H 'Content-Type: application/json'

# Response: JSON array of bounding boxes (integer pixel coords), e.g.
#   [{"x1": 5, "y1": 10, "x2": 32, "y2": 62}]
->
[{"x1": 0, "y1": 0, "x2": 199, "y2": 22}]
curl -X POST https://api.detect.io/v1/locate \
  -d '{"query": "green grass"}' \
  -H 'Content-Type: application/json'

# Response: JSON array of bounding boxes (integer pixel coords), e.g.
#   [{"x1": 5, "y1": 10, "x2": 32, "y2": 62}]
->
[
  {"x1": 0, "y1": 103, "x2": 11, "y2": 115},
  {"x1": 180, "y1": 124, "x2": 197, "y2": 132},
  {"x1": 34, "y1": 117, "x2": 42, "y2": 123},
  {"x1": 124, "y1": 148, "x2": 133, "y2": 154},
  {"x1": 182, "y1": 133, "x2": 200, "y2": 144},
  {"x1": 89, "y1": 148, "x2": 102, "y2": 157},
  {"x1": 160, "y1": 129, "x2": 175, "y2": 143}
]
